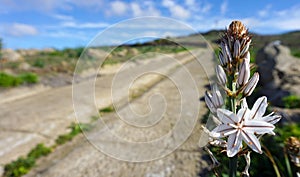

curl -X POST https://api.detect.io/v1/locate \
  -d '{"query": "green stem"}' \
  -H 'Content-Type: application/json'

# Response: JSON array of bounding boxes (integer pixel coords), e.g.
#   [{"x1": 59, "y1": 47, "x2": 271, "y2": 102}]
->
[
  {"x1": 229, "y1": 155, "x2": 238, "y2": 177},
  {"x1": 263, "y1": 145, "x2": 281, "y2": 177},
  {"x1": 228, "y1": 75, "x2": 238, "y2": 177}
]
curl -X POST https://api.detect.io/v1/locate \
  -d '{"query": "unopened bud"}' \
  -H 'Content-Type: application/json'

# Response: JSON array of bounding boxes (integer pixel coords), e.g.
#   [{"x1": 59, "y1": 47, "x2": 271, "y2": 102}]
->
[
  {"x1": 212, "y1": 84, "x2": 224, "y2": 107},
  {"x1": 233, "y1": 40, "x2": 240, "y2": 59},
  {"x1": 216, "y1": 65, "x2": 227, "y2": 85},
  {"x1": 244, "y1": 51, "x2": 250, "y2": 64},
  {"x1": 240, "y1": 39, "x2": 251, "y2": 56},
  {"x1": 237, "y1": 61, "x2": 250, "y2": 86},
  {"x1": 219, "y1": 52, "x2": 226, "y2": 66},
  {"x1": 221, "y1": 42, "x2": 232, "y2": 64},
  {"x1": 204, "y1": 85, "x2": 224, "y2": 114},
  {"x1": 243, "y1": 72, "x2": 259, "y2": 96}
]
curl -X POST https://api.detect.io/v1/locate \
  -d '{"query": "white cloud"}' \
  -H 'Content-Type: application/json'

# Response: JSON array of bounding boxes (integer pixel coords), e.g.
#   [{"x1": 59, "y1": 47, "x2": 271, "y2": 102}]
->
[
  {"x1": 201, "y1": 3, "x2": 212, "y2": 14},
  {"x1": 220, "y1": 1, "x2": 227, "y2": 15},
  {"x1": 46, "y1": 31, "x2": 88, "y2": 40},
  {"x1": 172, "y1": 6, "x2": 190, "y2": 19},
  {"x1": 4, "y1": 23, "x2": 38, "y2": 37},
  {"x1": 61, "y1": 21, "x2": 109, "y2": 29},
  {"x1": 185, "y1": 0, "x2": 195, "y2": 7},
  {"x1": 131, "y1": 3, "x2": 143, "y2": 16},
  {"x1": 110, "y1": 1, "x2": 128, "y2": 16},
  {"x1": 258, "y1": 4, "x2": 272, "y2": 17},
  {"x1": 135, "y1": 1, "x2": 160, "y2": 16},
  {"x1": 52, "y1": 14, "x2": 74, "y2": 21},
  {"x1": 162, "y1": 0, "x2": 190, "y2": 19}
]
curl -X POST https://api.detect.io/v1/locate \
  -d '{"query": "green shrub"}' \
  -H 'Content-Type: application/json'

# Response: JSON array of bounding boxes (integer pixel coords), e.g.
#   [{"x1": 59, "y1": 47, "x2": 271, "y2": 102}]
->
[
  {"x1": 283, "y1": 95, "x2": 300, "y2": 108},
  {"x1": 4, "y1": 143, "x2": 51, "y2": 177},
  {"x1": 4, "y1": 157, "x2": 35, "y2": 177},
  {"x1": 0, "y1": 72, "x2": 22, "y2": 87},
  {"x1": 19, "y1": 73, "x2": 39, "y2": 84},
  {"x1": 99, "y1": 106, "x2": 115, "y2": 113},
  {"x1": 291, "y1": 49, "x2": 300, "y2": 58},
  {"x1": 33, "y1": 59, "x2": 45, "y2": 68},
  {"x1": 27, "y1": 143, "x2": 51, "y2": 159},
  {"x1": 55, "y1": 122, "x2": 91, "y2": 145},
  {"x1": 0, "y1": 72, "x2": 39, "y2": 87}
]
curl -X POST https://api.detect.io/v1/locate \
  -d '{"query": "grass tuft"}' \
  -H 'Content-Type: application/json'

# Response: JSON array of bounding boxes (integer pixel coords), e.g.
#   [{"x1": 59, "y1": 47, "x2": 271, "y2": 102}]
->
[
  {"x1": 4, "y1": 143, "x2": 51, "y2": 177},
  {"x1": 282, "y1": 95, "x2": 300, "y2": 109}
]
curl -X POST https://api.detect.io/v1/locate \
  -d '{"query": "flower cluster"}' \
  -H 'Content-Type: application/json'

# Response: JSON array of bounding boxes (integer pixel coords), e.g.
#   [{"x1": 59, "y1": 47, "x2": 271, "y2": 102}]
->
[{"x1": 204, "y1": 21, "x2": 281, "y2": 157}]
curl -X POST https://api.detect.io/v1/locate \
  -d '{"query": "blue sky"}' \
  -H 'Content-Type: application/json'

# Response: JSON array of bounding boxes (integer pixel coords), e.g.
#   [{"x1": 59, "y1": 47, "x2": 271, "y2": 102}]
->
[{"x1": 1, "y1": 0, "x2": 300, "y2": 49}]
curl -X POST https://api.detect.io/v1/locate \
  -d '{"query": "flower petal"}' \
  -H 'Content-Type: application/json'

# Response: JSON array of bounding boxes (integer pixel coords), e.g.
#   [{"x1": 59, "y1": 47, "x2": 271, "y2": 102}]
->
[
  {"x1": 261, "y1": 114, "x2": 281, "y2": 124},
  {"x1": 237, "y1": 108, "x2": 250, "y2": 123},
  {"x1": 227, "y1": 132, "x2": 243, "y2": 157},
  {"x1": 211, "y1": 124, "x2": 236, "y2": 138},
  {"x1": 241, "y1": 98, "x2": 248, "y2": 109},
  {"x1": 241, "y1": 131, "x2": 262, "y2": 154},
  {"x1": 217, "y1": 109, "x2": 238, "y2": 124},
  {"x1": 250, "y1": 96, "x2": 267, "y2": 120},
  {"x1": 243, "y1": 120, "x2": 275, "y2": 134}
]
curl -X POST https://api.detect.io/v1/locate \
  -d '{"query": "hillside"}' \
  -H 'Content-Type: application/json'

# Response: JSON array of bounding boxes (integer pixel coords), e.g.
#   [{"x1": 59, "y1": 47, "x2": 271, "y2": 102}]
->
[{"x1": 197, "y1": 30, "x2": 300, "y2": 57}]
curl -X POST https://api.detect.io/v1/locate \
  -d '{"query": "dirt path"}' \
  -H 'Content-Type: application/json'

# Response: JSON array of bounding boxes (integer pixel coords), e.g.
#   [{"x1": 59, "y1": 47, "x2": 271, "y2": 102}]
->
[
  {"x1": 0, "y1": 49, "x2": 213, "y2": 167},
  {"x1": 24, "y1": 49, "x2": 216, "y2": 177}
]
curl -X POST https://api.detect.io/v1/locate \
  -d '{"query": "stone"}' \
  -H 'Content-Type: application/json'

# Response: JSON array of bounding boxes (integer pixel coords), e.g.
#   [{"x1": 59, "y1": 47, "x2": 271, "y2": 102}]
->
[
  {"x1": 2, "y1": 49, "x2": 23, "y2": 61},
  {"x1": 18, "y1": 62, "x2": 31, "y2": 70},
  {"x1": 256, "y1": 42, "x2": 300, "y2": 106}
]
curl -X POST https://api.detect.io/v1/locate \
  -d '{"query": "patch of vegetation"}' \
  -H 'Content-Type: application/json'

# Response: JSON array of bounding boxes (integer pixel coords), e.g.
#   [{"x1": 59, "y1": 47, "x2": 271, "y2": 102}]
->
[
  {"x1": 0, "y1": 72, "x2": 22, "y2": 87},
  {"x1": 55, "y1": 122, "x2": 91, "y2": 145},
  {"x1": 19, "y1": 73, "x2": 39, "y2": 84},
  {"x1": 99, "y1": 106, "x2": 115, "y2": 113},
  {"x1": 0, "y1": 72, "x2": 39, "y2": 87},
  {"x1": 291, "y1": 48, "x2": 300, "y2": 58},
  {"x1": 102, "y1": 45, "x2": 191, "y2": 66},
  {"x1": 3, "y1": 143, "x2": 51, "y2": 177},
  {"x1": 283, "y1": 95, "x2": 300, "y2": 109},
  {"x1": 32, "y1": 58, "x2": 45, "y2": 68}
]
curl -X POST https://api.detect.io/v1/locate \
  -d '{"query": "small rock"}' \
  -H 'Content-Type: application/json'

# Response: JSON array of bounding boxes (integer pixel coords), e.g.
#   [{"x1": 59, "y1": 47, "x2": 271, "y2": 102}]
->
[{"x1": 18, "y1": 62, "x2": 31, "y2": 70}]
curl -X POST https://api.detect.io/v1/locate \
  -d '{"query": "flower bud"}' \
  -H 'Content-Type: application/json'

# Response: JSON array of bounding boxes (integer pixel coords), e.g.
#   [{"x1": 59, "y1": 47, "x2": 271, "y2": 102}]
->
[
  {"x1": 244, "y1": 51, "x2": 250, "y2": 64},
  {"x1": 243, "y1": 72, "x2": 259, "y2": 96},
  {"x1": 233, "y1": 40, "x2": 241, "y2": 59},
  {"x1": 219, "y1": 52, "x2": 226, "y2": 66},
  {"x1": 216, "y1": 65, "x2": 227, "y2": 85},
  {"x1": 237, "y1": 61, "x2": 250, "y2": 86},
  {"x1": 240, "y1": 39, "x2": 251, "y2": 56},
  {"x1": 221, "y1": 42, "x2": 232, "y2": 64},
  {"x1": 204, "y1": 85, "x2": 224, "y2": 114},
  {"x1": 205, "y1": 91, "x2": 216, "y2": 113},
  {"x1": 212, "y1": 84, "x2": 224, "y2": 108}
]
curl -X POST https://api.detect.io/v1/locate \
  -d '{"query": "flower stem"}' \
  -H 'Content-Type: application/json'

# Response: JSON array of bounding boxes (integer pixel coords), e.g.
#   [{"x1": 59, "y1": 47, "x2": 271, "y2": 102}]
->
[
  {"x1": 229, "y1": 155, "x2": 238, "y2": 177},
  {"x1": 229, "y1": 75, "x2": 238, "y2": 177}
]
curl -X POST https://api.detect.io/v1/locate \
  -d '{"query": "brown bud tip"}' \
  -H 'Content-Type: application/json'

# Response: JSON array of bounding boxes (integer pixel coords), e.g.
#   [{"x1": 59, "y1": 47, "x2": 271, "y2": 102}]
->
[{"x1": 228, "y1": 21, "x2": 248, "y2": 38}]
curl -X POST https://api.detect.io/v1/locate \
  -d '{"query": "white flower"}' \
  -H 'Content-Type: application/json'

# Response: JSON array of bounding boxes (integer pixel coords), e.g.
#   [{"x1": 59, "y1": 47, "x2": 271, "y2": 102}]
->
[
  {"x1": 211, "y1": 108, "x2": 275, "y2": 157},
  {"x1": 241, "y1": 96, "x2": 282, "y2": 132}
]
